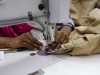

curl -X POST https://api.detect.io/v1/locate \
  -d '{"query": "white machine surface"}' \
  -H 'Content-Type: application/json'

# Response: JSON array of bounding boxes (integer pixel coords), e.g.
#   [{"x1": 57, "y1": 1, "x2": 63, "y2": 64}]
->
[
  {"x1": 1, "y1": 51, "x2": 100, "y2": 75},
  {"x1": 0, "y1": 51, "x2": 70, "y2": 75},
  {"x1": 42, "y1": 54, "x2": 100, "y2": 75},
  {"x1": 0, "y1": 0, "x2": 69, "y2": 22},
  {"x1": 0, "y1": 0, "x2": 44, "y2": 21}
]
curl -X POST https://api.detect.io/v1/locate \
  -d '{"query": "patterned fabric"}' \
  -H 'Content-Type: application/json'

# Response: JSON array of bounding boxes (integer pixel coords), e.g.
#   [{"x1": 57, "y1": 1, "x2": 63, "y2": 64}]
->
[{"x1": 0, "y1": 23, "x2": 34, "y2": 37}]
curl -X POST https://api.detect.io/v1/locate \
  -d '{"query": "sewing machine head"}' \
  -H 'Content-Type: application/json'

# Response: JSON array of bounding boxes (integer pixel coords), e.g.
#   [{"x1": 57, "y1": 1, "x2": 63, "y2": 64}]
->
[{"x1": 0, "y1": 0, "x2": 69, "y2": 51}]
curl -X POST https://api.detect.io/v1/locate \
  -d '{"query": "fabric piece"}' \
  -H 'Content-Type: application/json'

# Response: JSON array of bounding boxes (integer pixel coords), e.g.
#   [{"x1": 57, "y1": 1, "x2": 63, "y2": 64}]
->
[
  {"x1": 0, "y1": 23, "x2": 34, "y2": 37},
  {"x1": 69, "y1": 0, "x2": 98, "y2": 26},
  {"x1": 51, "y1": 8, "x2": 100, "y2": 55}
]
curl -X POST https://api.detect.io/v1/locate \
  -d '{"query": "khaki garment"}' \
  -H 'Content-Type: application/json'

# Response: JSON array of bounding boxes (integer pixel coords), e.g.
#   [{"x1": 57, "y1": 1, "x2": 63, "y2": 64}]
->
[
  {"x1": 52, "y1": 1, "x2": 100, "y2": 55},
  {"x1": 69, "y1": 0, "x2": 98, "y2": 26}
]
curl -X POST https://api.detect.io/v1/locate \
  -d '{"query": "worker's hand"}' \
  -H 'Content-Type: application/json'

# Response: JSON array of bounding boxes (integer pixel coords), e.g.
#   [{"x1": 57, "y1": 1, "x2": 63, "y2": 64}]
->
[
  {"x1": 49, "y1": 31, "x2": 69, "y2": 51},
  {"x1": 10, "y1": 32, "x2": 43, "y2": 50}
]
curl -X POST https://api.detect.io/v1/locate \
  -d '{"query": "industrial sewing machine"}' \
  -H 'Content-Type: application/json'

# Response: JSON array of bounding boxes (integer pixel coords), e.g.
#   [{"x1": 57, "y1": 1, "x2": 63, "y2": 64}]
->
[
  {"x1": 1, "y1": 1, "x2": 100, "y2": 75},
  {"x1": 0, "y1": 0, "x2": 69, "y2": 52}
]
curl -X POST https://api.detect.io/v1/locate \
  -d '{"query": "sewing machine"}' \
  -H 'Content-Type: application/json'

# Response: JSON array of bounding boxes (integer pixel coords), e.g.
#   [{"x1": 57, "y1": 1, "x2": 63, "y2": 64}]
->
[
  {"x1": 0, "y1": 0, "x2": 69, "y2": 49},
  {"x1": 0, "y1": 0, "x2": 70, "y2": 75},
  {"x1": 1, "y1": 0, "x2": 100, "y2": 75}
]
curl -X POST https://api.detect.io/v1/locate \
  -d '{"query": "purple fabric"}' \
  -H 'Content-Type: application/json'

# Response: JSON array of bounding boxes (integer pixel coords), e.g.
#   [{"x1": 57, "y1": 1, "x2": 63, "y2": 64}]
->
[
  {"x1": 60, "y1": 22, "x2": 75, "y2": 31},
  {"x1": 0, "y1": 23, "x2": 34, "y2": 37}
]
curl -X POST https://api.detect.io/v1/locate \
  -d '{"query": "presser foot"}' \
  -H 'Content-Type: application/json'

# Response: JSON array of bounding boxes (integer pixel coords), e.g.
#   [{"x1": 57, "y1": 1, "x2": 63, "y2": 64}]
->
[{"x1": 37, "y1": 47, "x2": 50, "y2": 56}]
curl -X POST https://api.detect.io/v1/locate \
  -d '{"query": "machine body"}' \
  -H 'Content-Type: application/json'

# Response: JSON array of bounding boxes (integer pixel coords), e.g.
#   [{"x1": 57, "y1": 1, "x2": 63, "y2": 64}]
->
[{"x1": 0, "y1": 0, "x2": 69, "y2": 50}]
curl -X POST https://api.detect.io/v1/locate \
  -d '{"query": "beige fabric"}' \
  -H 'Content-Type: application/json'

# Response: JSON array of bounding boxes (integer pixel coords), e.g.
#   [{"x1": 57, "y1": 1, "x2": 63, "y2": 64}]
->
[
  {"x1": 51, "y1": 2, "x2": 100, "y2": 55},
  {"x1": 69, "y1": 0, "x2": 98, "y2": 26}
]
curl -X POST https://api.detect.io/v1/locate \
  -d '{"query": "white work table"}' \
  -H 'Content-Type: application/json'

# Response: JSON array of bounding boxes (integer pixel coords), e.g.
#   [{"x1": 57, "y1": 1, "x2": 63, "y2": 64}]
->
[
  {"x1": 0, "y1": 51, "x2": 100, "y2": 75},
  {"x1": 42, "y1": 54, "x2": 100, "y2": 75},
  {"x1": 0, "y1": 51, "x2": 70, "y2": 75}
]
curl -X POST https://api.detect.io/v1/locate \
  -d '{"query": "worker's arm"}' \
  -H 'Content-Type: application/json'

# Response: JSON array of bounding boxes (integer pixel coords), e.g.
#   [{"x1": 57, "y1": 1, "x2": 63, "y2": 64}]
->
[
  {"x1": 60, "y1": 25, "x2": 72, "y2": 36},
  {"x1": 0, "y1": 32, "x2": 43, "y2": 50},
  {"x1": 0, "y1": 37, "x2": 13, "y2": 48},
  {"x1": 49, "y1": 16, "x2": 75, "y2": 51},
  {"x1": 49, "y1": 25, "x2": 72, "y2": 51}
]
